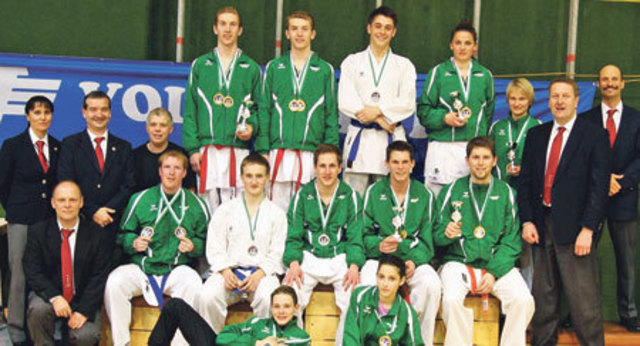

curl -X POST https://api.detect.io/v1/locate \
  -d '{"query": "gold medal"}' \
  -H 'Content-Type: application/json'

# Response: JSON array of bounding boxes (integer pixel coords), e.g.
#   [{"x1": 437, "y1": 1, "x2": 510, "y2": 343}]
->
[
  {"x1": 379, "y1": 335, "x2": 392, "y2": 346},
  {"x1": 288, "y1": 99, "x2": 299, "y2": 112},
  {"x1": 223, "y1": 96, "x2": 234, "y2": 108},
  {"x1": 460, "y1": 106, "x2": 472, "y2": 119},
  {"x1": 213, "y1": 93, "x2": 224, "y2": 105},
  {"x1": 297, "y1": 99, "x2": 306, "y2": 112},
  {"x1": 473, "y1": 225, "x2": 486, "y2": 239},
  {"x1": 399, "y1": 230, "x2": 408, "y2": 239}
]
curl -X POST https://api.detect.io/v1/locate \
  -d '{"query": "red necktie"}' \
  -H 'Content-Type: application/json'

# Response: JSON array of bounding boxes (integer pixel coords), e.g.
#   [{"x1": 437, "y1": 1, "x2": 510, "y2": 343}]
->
[
  {"x1": 606, "y1": 109, "x2": 617, "y2": 147},
  {"x1": 94, "y1": 137, "x2": 105, "y2": 173},
  {"x1": 61, "y1": 228, "x2": 74, "y2": 302},
  {"x1": 543, "y1": 127, "x2": 566, "y2": 206},
  {"x1": 36, "y1": 140, "x2": 49, "y2": 173}
]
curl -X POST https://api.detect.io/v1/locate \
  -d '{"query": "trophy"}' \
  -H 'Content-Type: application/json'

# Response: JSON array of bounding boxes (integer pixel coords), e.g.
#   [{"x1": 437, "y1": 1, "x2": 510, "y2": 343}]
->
[
  {"x1": 506, "y1": 142, "x2": 517, "y2": 174},
  {"x1": 451, "y1": 201, "x2": 463, "y2": 225},
  {"x1": 236, "y1": 100, "x2": 253, "y2": 134},
  {"x1": 450, "y1": 91, "x2": 472, "y2": 119},
  {"x1": 391, "y1": 206, "x2": 406, "y2": 242}
]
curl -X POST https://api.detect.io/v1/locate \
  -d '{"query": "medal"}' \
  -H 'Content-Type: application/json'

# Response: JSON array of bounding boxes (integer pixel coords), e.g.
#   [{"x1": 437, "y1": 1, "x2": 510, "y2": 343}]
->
[
  {"x1": 297, "y1": 99, "x2": 306, "y2": 112},
  {"x1": 289, "y1": 52, "x2": 312, "y2": 113},
  {"x1": 288, "y1": 99, "x2": 299, "y2": 112},
  {"x1": 213, "y1": 93, "x2": 224, "y2": 105},
  {"x1": 248, "y1": 245, "x2": 258, "y2": 256},
  {"x1": 318, "y1": 233, "x2": 330, "y2": 246},
  {"x1": 174, "y1": 226, "x2": 187, "y2": 238},
  {"x1": 474, "y1": 225, "x2": 486, "y2": 239},
  {"x1": 468, "y1": 178, "x2": 494, "y2": 240},
  {"x1": 399, "y1": 230, "x2": 408, "y2": 239},
  {"x1": 371, "y1": 91, "x2": 381, "y2": 103},
  {"x1": 460, "y1": 106, "x2": 472, "y2": 119},
  {"x1": 223, "y1": 96, "x2": 234, "y2": 108},
  {"x1": 379, "y1": 335, "x2": 392, "y2": 346},
  {"x1": 140, "y1": 226, "x2": 154, "y2": 238}
]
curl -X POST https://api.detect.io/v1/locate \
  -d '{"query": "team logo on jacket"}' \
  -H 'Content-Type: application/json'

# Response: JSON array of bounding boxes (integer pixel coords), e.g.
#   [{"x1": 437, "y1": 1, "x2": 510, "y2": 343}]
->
[
  {"x1": 239, "y1": 63, "x2": 250, "y2": 68},
  {"x1": 277, "y1": 63, "x2": 286, "y2": 69},
  {"x1": 410, "y1": 198, "x2": 419, "y2": 203},
  {"x1": 498, "y1": 129, "x2": 506, "y2": 136},
  {"x1": 473, "y1": 72, "x2": 484, "y2": 77},
  {"x1": 310, "y1": 66, "x2": 320, "y2": 72},
  {"x1": 462, "y1": 192, "x2": 469, "y2": 198},
  {"x1": 379, "y1": 194, "x2": 388, "y2": 201}
]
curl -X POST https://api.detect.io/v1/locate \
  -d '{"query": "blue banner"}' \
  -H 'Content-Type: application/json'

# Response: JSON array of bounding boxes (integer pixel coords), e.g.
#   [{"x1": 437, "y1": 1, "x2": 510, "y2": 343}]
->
[{"x1": 0, "y1": 53, "x2": 596, "y2": 173}]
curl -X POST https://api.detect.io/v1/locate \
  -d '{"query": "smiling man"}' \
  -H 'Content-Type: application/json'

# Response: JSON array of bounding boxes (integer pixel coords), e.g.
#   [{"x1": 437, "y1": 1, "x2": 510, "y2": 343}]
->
[
  {"x1": 134, "y1": 107, "x2": 196, "y2": 192},
  {"x1": 257, "y1": 11, "x2": 340, "y2": 212},
  {"x1": 436, "y1": 137, "x2": 533, "y2": 346},
  {"x1": 360, "y1": 141, "x2": 440, "y2": 345},
  {"x1": 338, "y1": 6, "x2": 417, "y2": 196},
  {"x1": 183, "y1": 6, "x2": 262, "y2": 212},
  {"x1": 282, "y1": 144, "x2": 364, "y2": 345},
  {"x1": 104, "y1": 150, "x2": 210, "y2": 346},
  {"x1": 198, "y1": 154, "x2": 287, "y2": 333},
  {"x1": 519, "y1": 78, "x2": 610, "y2": 345},
  {"x1": 580, "y1": 65, "x2": 640, "y2": 332}
]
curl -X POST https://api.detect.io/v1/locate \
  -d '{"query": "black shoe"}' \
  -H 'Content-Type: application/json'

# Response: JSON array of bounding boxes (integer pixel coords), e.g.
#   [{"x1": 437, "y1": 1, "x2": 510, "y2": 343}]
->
[
  {"x1": 560, "y1": 315, "x2": 572, "y2": 328},
  {"x1": 621, "y1": 317, "x2": 640, "y2": 332}
]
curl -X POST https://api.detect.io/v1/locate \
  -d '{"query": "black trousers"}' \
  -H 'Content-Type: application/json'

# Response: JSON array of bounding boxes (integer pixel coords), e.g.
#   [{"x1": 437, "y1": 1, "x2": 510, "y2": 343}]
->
[
  {"x1": 531, "y1": 213, "x2": 604, "y2": 346},
  {"x1": 148, "y1": 298, "x2": 217, "y2": 346},
  {"x1": 608, "y1": 219, "x2": 638, "y2": 320}
]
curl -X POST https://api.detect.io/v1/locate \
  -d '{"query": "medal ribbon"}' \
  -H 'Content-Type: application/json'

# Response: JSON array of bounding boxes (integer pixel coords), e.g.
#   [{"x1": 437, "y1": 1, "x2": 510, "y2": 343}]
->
[
  {"x1": 215, "y1": 48, "x2": 241, "y2": 92},
  {"x1": 468, "y1": 177, "x2": 494, "y2": 226},
  {"x1": 289, "y1": 52, "x2": 313, "y2": 98},
  {"x1": 242, "y1": 194, "x2": 262, "y2": 242},
  {"x1": 156, "y1": 188, "x2": 186, "y2": 226},
  {"x1": 507, "y1": 116, "x2": 532, "y2": 150},
  {"x1": 315, "y1": 182, "x2": 339, "y2": 232},
  {"x1": 451, "y1": 57, "x2": 473, "y2": 102},
  {"x1": 367, "y1": 48, "x2": 390, "y2": 88},
  {"x1": 374, "y1": 299, "x2": 398, "y2": 335},
  {"x1": 390, "y1": 181, "x2": 410, "y2": 227}
]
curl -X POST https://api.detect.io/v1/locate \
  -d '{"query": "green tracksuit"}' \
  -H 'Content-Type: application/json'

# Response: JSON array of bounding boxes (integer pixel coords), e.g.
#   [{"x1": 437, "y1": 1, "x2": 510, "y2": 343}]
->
[
  {"x1": 217, "y1": 316, "x2": 310, "y2": 345},
  {"x1": 489, "y1": 114, "x2": 541, "y2": 187},
  {"x1": 255, "y1": 51, "x2": 340, "y2": 154},
  {"x1": 119, "y1": 186, "x2": 211, "y2": 275},
  {"x1": 417, "y1": 57, "x2": 495, "y2": 142},
  {"x1": 182, "y1": 49, "x2": 261, "y2": 155},
  {"x1": 283, "y1": 179, "x2": 365, "y2": 268},
  {"x1": 344, "y1": 286, "x2": 424, "y2": 346},
  {"x1": 363, "y1": 177, "x2": 437, "y2": 266},
  {"x1": 435, "y1": 176, "x2": 520, "y2": 279}
]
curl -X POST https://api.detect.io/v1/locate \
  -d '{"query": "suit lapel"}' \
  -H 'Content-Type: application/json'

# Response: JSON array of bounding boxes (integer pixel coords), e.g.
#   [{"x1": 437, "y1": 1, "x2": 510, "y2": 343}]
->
[
  {"x1": 21, "y1": 131, "x2": 45, "y2": 173},
  {"x1": 555, "y1": 119, "x2": 582, "y2": 178},
  {"x1": 48, "y1": 134, "x2": 59, "y2": 167},
  {"x1": 82, "y1": 132, "x2": 102, "y2": 174},
  {"x1": 613, "y1": 107, "x2": 631, "y2": 151},
  {"x1": 536, "y1": 123, "x2": 553, "y2": 183},
  {"x1": 103, "y1": 136, "x2": 118, "y2": 175}
]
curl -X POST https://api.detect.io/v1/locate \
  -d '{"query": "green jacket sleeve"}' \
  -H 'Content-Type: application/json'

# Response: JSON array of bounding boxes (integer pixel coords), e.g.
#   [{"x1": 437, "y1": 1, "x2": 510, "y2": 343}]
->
[
  {"x1": 483, "y1": 71, "x2": 496, "y2": 132},
  {"x1": 417, "y1": 65, "x2": 448, "y2": 131},
  {"x1": 255, "y1": 62, "x2": 273, "y2": 154},
  {"x1": 401, "y1": 302, "x2": 426, "y2": 346},
  {"x1": 322, "y1": 63, "x2": 340, "y2": 147},
  {"x1": 247, "y1": 64, "x2": 262, "y2": 130},
  {"x1": 342, "y1": 288, "x2": 364, "y2": 346},
  {"x1": 216, "y1": 317, "x2": 257, "y2": 345},
  {"x1": 434, "y1": 183, "x2": 456, "y2": 247},
  {"x1": 486, "y1": 185, "x2": 521, "y2": 279},
  {"x1": 362, "y1": 187, "x2": 383, "y2": 258},
  {"x1": 120, "y1": 193, "x2": 141, "y2": 255},
  {"x1": 283, "y1": 191, "x2": 305, "y2": 266},
  {"x1": 345, "y1": 191, "x2": 365, "y2": 268},
  {"x1": 407, "y1": 190, "x2": 437, "y2": 265},
  {"x1": 182, "y1": 59, "x2": 201, "y2": 155},
  {"x1": 185, "y1": 195, "x2": 209, "y2": 259}
]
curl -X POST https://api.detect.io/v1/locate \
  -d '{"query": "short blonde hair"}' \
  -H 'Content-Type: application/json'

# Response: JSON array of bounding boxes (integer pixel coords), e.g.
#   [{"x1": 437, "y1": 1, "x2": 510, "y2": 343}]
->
[
  {"x1": 216, "y1": 6, "x2": 242, "y2": 27},
  {"x1": 506, "y1": 78, "x2": 535, "y2": 107},
  {"x1": 158, "y1": 150, "x2": 188, "y2": 170},
  {"x1": 146, "y1": 107, "x2": 173, "y2": 127}
]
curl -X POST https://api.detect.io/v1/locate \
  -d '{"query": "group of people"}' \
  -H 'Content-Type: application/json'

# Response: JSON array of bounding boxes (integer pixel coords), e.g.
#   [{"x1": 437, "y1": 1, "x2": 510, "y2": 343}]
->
[{"x1": 1, "y1": 4, "x2": 638, "y2": 346}]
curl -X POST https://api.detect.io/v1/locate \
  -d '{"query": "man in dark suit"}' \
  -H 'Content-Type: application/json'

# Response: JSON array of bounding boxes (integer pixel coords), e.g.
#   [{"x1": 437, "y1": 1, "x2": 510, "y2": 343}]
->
[
  {"x1": 581, "y1": 64, "x2": 640, "y2": 332},
  {"x1": 519, "y1": 78, "x2": 611, "y2": 346},
  {"x1": 57, "y1": 91, "x2": 135, "y2": 249},
  {"x1": 0, "y1": 95, "x2": 60, "y2": 345},
  {"x1": 23, "y1": 181, "x2": 110, "y2": 345}
]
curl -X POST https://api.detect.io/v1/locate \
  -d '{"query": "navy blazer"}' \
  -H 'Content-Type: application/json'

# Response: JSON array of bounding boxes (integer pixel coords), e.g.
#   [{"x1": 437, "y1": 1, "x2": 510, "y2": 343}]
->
[
  {"x1": 518, "y1": 116, "x2": 611, "y2": 245},
  {"x1": 0, "y1": 130, "x2": 60, "y2": 224},
  {"x1": 23, "y1": 216, "x2": 111, "y2": 320},
  {"x1": 57, "y1": 131, "x2": 135, "y2": 224},
  {"x1": 581, "y1": 105, "x2": 640, "y2": 221}
]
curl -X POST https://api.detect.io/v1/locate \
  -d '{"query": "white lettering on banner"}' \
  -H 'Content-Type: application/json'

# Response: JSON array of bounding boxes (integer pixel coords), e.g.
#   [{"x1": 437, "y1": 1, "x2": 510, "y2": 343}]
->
[
  {"x1": 0, "y1": 67, "x2": 61, "y2": 123},
  {"x1": 78, "y1": 82, "x2": 185, "y2": 124}
]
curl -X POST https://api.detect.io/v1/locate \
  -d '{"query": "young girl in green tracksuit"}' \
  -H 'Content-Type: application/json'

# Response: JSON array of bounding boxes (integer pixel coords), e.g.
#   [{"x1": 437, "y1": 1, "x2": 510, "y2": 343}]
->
[{"x1": 344, "y1": 255, "x2": 424, "y2": 346}]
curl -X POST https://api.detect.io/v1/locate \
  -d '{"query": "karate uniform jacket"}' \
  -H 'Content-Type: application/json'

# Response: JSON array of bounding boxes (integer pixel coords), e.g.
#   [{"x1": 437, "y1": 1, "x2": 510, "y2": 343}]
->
[
  {"x1": 256, "y1": 51, "x2": 340, "y2": 154},
  {"x1": 207, "y1": 197, "x2": 287, "y2": 276},
  {"x1": 343, "y1": 286, "x2": 424, "y2": 346},
  {"x1": 418, "y1": 57, "x2": 495, "y2": 142},
  {"x1": 217, "y1": 316, "x2": 310, "y2": 345},
  {"x1": 435, "y1": 176, "x2": 520, "y2": 279},
  {"x1": 182, "y1": 49, "x2": 261, "y2": 155},
  {"x1": 119, "y1": 185, "x2": 211, "y2": 275},
  {"x1": 489, "y1": 114, "x2": 541, "y2": 187},
  {"x1": 283, "y1": 179, "x2": 365, "y2": 268},
  {"x1": 363, "y1": 177, "x2": 437, "y2": 266}
]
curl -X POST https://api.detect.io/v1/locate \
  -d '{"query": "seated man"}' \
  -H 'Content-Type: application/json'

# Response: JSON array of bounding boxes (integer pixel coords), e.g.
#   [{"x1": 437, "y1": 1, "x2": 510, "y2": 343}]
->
[
  {"x1": 23, "y1": 181, "x2": 110, "y2": 346},
  {"x1": 198, "y1": 154, "x2": 287, "y2": 332},
  {"x1": 283, "y1": 144, "x2": 364, "y2": 345},
  {"x1": 435, "y1": 137, "x2": 534, "y2": 346},
  {"x1": 104, "y1": 150, "x2": 210, "y2": 346},
  {"x1": 148, "y1": 285, "x2": 310, "y2": 346},
  {"x1": 360, "y1": 140, "x2": 441, "y2": 345}
]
